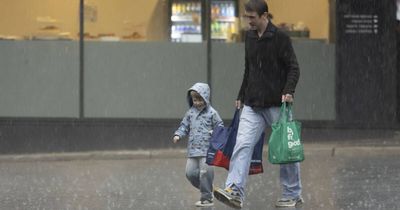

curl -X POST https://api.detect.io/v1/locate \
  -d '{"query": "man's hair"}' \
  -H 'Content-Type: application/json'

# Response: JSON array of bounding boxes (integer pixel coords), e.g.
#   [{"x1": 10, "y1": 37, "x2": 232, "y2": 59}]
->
[{"x1": 244, "y1": 0, "x2": 269, "y2": 16}]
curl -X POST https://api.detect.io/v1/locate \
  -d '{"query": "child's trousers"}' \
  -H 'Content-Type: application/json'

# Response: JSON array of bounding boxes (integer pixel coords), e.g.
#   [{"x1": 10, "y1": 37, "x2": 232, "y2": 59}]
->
[{"x1": 185, "y1": 157, "x2": 214, "y2": 201}]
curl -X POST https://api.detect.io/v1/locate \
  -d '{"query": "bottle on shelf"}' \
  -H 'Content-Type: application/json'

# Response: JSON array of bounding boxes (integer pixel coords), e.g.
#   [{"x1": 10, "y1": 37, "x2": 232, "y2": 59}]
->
[
  {"x1": 176, "y1": 3, "x2": 181, "y2": 15},
  {"x1": 229, "y1": 3, "x2": 235, "y2": 16},
  {"x1": 186, "y1": 3, "x2": 191, "y2": 14},
  {"x1": 172, "y1": 3, "x2": 177, "y2": 16},
  {"x1": 181, "y1": 3, "x2": 186, "y2": 15},
  {"x1": 190, "y1": 3, "x2": 196, "y2": 14},
  {"x1": 220, "y1": 3, "x2": 226, "y2": 17},
  {"x1": 214, "y1": 3, "x2": 220, "y2": 17}
]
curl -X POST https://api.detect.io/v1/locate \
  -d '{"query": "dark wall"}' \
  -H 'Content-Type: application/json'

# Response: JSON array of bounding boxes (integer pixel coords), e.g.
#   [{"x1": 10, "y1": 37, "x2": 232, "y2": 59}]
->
[
  {"x1": 1, "y1": 119, "x2": 399, "y2": 155},
  {"x1": 0, "y1": 119, "x2": 181, "y2": 155},
  {"x1": 336, "y1": 0, "x2": 398, "y2": 125}
]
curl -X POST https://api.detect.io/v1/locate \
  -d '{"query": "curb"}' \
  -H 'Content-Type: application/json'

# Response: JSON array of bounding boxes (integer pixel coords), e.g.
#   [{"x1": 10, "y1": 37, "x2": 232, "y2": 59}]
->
[
  {"x1": 0, "y1": 149, "x2": 187, "y2": 162},
  {"x1": 0, "y1": 143, "x2": 399, "y2": 162}
]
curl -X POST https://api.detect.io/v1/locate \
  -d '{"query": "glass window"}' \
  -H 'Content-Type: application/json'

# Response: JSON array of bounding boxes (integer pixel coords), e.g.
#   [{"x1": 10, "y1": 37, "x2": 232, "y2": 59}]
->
[
  {"x1": 210, "y1": 0, "x2": 240, "y2": 43},
  {"x1": 83, "y1": 0, "x2": 169, "y2": 42},
  {"x1": 237, "y1": 0, "x2": 334, "y2": 42},
  {"x1": 81, "y1": 0, "x2": 243, "y2": 43},
  {"x1": 0, "y1": 0, "x2": 79, "y2": 40},
  {"x1": 171, "y1": 0, "x2": 203, "y2": 42}
]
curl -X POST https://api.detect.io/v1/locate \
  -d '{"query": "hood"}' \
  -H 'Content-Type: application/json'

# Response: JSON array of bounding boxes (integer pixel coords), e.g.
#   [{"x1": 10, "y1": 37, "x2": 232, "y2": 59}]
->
[{"x1": 187, "y1": 83, "x2": 210, "y2": 107}]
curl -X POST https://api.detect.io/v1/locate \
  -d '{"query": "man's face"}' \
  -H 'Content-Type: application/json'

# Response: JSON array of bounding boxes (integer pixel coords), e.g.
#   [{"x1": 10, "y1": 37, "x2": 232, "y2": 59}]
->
[
  {"x1": 244, "y1": 11, "x2": 267, "y2": 31},
  {"x1": 190, "y1": 91, "x2": 206, "y2": 111}
]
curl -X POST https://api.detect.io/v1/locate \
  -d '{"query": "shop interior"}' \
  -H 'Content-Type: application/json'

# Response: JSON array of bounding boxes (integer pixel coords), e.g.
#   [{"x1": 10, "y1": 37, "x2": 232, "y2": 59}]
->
[{"x1": 0, "y1": 0, "x2": 333, "y2": 42}]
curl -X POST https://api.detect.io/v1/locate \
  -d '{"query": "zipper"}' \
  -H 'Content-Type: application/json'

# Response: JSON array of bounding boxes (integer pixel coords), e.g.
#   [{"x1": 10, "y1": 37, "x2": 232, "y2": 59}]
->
[{"x1": 257, "y1": 43, "x2": 262, "y2": 70}]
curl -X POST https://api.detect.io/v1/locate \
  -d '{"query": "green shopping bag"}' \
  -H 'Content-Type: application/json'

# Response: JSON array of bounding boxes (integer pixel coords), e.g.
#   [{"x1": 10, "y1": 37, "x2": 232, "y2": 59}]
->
[{"x1": 268, "y1": 102, "x2": 304, "y2": 164}]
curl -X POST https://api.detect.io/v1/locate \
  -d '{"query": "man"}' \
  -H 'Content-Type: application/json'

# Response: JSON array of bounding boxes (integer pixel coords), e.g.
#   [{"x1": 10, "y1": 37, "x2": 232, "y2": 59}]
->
[{"x1": 213, "y1": 0, "x2": 302, "y2": 209}]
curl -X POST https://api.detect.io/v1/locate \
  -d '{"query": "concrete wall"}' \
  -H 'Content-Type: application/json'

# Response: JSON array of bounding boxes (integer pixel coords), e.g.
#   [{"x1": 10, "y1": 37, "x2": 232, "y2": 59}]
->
[
  {"x1": 292, "y1": 40, "x2": 336, "y2": 120},
  {"x1": 84, "y1": 42, "x2": 207, "y2": 118},
  {"x1": 0, "y1": 41, "x2": 79, "y2": 117},
  {"x1": 0, "y1": 40, "x2": 335, "y2": 120},
  {"x1": 0, "y1": 40, "x2": 336, "y2": 154},
  {"x1": 211, "y1": 40, "x2": 336, "y2": 120}
]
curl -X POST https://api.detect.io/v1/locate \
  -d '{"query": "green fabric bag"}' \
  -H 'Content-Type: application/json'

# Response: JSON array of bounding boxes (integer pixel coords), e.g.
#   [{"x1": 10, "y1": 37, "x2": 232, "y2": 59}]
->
[{"x1": 268, "y1": 103, "x2": 304, "y2": 164}]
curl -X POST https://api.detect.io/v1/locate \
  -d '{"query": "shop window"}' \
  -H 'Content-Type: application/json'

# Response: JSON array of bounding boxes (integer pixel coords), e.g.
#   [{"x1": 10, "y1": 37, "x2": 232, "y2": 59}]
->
[
  {"x1": 0, "y1": 0, "x2": 79, "y2": 41},
  {"x1": 170, "y1": 0, "x2": 240, "y2": 43},
  {"x1": 83, "y1": 0, "x2": 169, "y2": 42},
  {"x1": 237, "y1": 0, "x2": 334, "y2": 42}
]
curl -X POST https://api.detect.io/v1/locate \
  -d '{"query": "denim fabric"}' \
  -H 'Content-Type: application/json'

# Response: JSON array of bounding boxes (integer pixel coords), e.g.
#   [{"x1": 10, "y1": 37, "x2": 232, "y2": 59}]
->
[
  {"x1": 225, "y1": 105, "x2": 302, "y2": 199},
  {"x1": 186, "y1": 157, "x2": 214, "y2": 201}
]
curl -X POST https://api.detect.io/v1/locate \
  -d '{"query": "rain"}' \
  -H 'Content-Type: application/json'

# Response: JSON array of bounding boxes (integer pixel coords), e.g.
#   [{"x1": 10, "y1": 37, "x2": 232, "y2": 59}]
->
[{"x1": 0, "y1": 0, "x2": 400, "y2": 209}]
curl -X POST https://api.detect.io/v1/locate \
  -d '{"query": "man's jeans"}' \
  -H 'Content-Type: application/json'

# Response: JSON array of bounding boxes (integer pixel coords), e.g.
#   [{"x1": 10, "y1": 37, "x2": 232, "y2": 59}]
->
[
  {"x1": 225, "y1": 105, "x2": 302, "y2": 199},
  {"x1": 186, "y1": 157, "x2": 214, "y2": 201}
]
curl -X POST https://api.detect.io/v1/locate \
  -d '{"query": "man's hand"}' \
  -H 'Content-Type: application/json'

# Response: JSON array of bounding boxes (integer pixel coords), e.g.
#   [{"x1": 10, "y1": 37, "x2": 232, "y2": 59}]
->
[
  {"x1": 172, "y1": 135, "x2": 180, "y2": 144},
  {"x1": 282, "y1": 94, "x2": 294, "y2": 103},
  {"x1": 235, "y1": 100, "x2": 242, "y2": 109}
]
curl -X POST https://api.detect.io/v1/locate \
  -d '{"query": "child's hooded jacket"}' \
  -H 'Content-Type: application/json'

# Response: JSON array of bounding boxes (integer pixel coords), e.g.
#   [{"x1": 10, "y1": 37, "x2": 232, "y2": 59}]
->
[{"x1": 174, "y1": 83, "x2": 223, "y2": 157}]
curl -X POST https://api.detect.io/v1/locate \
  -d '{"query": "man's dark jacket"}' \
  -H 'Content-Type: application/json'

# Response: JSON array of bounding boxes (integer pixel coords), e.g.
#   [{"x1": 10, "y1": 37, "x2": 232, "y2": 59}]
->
[{"x1": 237, "y1": 22, "x2": 300, "y2": 108}]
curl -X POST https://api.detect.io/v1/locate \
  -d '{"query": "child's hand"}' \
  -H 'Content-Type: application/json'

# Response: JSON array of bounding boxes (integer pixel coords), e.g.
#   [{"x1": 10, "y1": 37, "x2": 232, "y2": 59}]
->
[{"x1": 172, "y1": 135, "x2": 180, "y2": 144}]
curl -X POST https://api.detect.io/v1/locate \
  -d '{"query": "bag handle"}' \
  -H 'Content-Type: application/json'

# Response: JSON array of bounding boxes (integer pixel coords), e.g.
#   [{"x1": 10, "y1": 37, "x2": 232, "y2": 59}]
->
[
  {"x1": 279, "y1": 102, "x2": 294, "y2": 123},
  {"x1": 287, "y1": 103, "x2": 294, "y2": 121},
  {"x1": 230, "y1": 108, "x2": 241, "y2": 128}
]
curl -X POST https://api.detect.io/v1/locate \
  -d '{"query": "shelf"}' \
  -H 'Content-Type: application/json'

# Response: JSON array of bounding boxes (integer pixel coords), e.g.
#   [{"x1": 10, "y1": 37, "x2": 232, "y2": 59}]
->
[
  {"x1": 171, "y1": 15, "x2": 200, "y2": 22},
  {"x1": 214, "y1": 16, "x2": 236, "y2": 22},
  {"x1": 211, "y1": 36, "x2": 227, "y2": 40},
  {"x1": 172, "y1": 31, "x2": 201, "y2": 37}
]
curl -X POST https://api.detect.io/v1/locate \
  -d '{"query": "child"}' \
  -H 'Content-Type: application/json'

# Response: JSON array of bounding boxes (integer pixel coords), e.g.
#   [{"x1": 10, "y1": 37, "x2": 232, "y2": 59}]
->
[{"x1": 173, "y1": 82, "x2": 223, "y2": 207}]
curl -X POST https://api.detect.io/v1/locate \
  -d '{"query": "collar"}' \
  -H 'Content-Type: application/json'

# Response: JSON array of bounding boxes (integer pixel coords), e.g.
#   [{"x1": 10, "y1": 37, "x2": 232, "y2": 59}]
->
[{"x1": 247, "y1": 22, "x2": 277, "y2": 40}]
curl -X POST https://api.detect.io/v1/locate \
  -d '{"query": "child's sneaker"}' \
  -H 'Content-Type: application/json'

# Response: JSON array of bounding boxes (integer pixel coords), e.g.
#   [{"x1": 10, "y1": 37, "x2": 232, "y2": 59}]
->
[
  {"x1": 275, "y1": 197, "x2": 304, "y2": 207},
  {"x1": 213, "y1": 186, "x2": 243, "y2": 209},
  {"x1": 195, "y1": 199, "x2": 214, "y2": 207}
]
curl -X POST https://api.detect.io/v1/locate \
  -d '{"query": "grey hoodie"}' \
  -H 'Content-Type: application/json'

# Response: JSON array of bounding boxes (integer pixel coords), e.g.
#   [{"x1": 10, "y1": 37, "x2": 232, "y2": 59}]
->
[{"x1": 174, "y1": 83, "x2": 223, "y2": 157}]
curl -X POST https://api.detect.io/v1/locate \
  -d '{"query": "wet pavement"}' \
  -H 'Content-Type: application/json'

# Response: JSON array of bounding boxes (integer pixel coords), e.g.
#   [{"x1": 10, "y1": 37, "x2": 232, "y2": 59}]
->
[{"x1": 0, "y1": 133, "x2": 399, "y2": 210}]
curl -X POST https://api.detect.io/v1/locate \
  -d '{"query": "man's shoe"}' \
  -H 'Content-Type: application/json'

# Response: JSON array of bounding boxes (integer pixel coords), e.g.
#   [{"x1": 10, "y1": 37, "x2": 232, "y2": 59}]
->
[
  {"x1": 275, "y1": 197, "x2": 304, "y2": 207},
  {"x1": 213, "y1": 187, "x2": 243, "y2": 209},
  {"x1": 195, "y1": 199, "x2": 214, "y2": 207}
]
